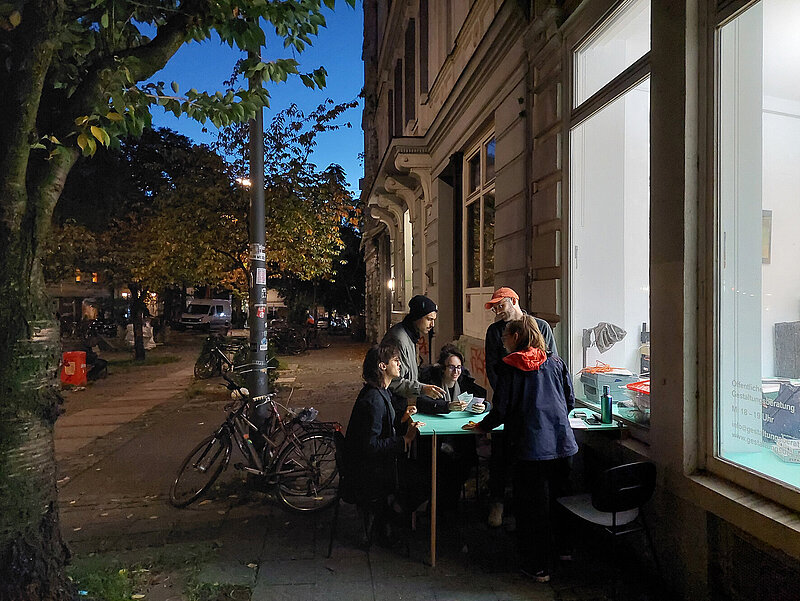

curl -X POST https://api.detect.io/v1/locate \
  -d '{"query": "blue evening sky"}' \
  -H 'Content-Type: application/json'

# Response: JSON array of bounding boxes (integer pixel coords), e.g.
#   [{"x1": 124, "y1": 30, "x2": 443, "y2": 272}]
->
[{"x1": 148, "y1": 3, "x2": 364, "y2": 193}]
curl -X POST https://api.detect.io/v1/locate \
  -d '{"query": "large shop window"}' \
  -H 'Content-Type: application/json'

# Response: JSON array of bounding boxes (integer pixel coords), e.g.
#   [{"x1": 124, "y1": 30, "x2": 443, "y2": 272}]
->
[
  {"x1": 569, "y1": 0, "x2": 651, "y2": 427},
  {"x1": 716, "y1": 0, "x2": 800, "y2": 492},
  {"x1": 463, "y1": 134, "x2": 496, "y2": 338}
]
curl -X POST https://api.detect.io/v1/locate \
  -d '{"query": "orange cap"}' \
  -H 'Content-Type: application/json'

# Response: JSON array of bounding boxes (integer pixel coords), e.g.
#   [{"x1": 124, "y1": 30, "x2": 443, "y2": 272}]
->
[{"x1": 484, "y1": 287, "x2": 519, "y2": 310}]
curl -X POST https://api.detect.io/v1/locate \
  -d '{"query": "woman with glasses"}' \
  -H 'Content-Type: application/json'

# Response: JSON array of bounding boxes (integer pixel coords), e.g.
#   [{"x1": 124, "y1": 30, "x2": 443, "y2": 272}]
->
[
  {"x1": 416, "y1": 344, "x2": 486, "y2": 414},
  {"x1": 416, "y1": 344, "x2": 487, "y2": 520}
]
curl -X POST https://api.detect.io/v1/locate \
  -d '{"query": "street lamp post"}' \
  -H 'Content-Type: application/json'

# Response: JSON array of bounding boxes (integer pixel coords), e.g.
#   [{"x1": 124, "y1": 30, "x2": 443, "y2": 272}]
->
[{"x1": 247, "y1": 49, "x2": 269, "y2": 410}]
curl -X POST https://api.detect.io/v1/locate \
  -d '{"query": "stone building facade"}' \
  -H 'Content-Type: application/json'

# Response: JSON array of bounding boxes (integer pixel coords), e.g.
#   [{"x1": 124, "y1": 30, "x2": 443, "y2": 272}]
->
[{"x1": 360, "y1": 1, "x2": 800, "y2": 599}]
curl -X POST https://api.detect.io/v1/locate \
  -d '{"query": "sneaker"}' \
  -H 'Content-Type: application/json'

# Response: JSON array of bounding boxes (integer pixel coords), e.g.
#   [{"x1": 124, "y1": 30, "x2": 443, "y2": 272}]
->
[
  {"x1": 488, "y1": 502, "x2": 503, "y2": 528},
  {"x1": 521, "y1": 568, "x2": 550, "y2": 583}
]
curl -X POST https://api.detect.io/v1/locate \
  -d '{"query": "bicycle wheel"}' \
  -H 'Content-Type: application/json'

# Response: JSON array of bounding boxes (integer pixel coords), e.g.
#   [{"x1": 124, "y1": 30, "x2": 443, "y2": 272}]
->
[
  {"x1": 316, "y1": 330, "x2": 330, "y2": 349},
  {"x1": 169, "y1": 433, "x2": 232, "y2": 507},
  {"x1": 287, "y1": 330, "x2": 308, "y2": 355},
  {"x1": 275, "y1": 430, "x2": 338, "y2": 512},
  {"x1": 194, "y1": 354, "x2": 218, "y2": 379}
]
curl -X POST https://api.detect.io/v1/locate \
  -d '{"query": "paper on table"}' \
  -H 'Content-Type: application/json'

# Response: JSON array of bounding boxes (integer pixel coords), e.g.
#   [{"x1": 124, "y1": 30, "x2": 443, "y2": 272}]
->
[{"x1": 569, "y1": 417, "x2": 588, "y2": 430}]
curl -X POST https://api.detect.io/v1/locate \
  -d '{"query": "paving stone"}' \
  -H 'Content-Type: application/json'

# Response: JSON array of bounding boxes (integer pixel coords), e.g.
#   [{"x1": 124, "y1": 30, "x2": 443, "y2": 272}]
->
[
  {"x1": 250, "y1": 583, "x2": 314, "y2": 601},
  {"x1": 313, "y1": 580, "x2": 373, "y2": 601}
]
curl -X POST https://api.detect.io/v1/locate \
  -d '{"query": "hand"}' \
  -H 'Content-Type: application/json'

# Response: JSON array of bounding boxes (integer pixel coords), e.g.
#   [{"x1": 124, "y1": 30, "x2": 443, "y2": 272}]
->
[
  {"x1": 470, "y1": 402, "x2": 486, "y2": 414},
  {"x1": 461, "y1": 420, "x2": 482, "y2": 431},
  {"x1": 404, "y1": 419, "x2": 423, "y2": 448},
  {"x1": 401, "y1": 405, "x2": 417, "y2": 423},
  {"x1": 447, "y1": 400, "x2": 467, "y2": 412},
  {"x1": 422, "y1": 384, "x2": 445, "y2": 399}
]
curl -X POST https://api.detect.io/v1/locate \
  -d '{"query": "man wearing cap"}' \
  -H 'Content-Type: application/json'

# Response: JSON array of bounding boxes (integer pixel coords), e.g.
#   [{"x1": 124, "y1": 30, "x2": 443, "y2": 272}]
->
[
  {"x1": 484, "y1": 286, "x2": 558, "y2": 527},
  {"x1": 381, "y1": 294, "x2": 445, "y2": 403}
]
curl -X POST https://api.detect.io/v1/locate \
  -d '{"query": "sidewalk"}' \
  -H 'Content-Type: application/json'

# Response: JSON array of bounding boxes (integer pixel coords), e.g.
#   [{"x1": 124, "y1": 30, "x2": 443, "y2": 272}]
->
[{"x1": 57, "y1": 334, "x2": 670, "y2": 601}]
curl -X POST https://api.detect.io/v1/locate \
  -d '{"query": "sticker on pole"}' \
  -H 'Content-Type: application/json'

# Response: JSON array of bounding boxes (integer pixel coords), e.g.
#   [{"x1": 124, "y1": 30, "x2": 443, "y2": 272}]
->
[
  {"x1": 255, "y1": 304, "x2": 266, "y2": 319},
  {"x1": 256, "y1": 267, "x2": 266, "y2": 285},
  {"x1": 249, "y1": 243, "x2": 265, "y2": 262}
]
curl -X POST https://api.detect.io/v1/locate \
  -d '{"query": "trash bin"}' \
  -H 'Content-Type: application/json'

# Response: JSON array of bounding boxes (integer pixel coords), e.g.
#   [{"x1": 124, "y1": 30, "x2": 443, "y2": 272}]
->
[{"x1": 61, "y1": 351, "x2": 87, "y2": 386}]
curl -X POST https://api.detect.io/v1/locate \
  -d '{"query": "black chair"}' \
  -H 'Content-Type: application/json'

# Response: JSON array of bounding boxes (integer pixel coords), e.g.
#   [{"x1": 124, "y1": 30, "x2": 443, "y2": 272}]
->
[
  {"x1": 327, "y1": 431, "x2": 374, "y2": 557},
  {"x1": 557, "y1": 461, "x2": 659, "y2": 598}
]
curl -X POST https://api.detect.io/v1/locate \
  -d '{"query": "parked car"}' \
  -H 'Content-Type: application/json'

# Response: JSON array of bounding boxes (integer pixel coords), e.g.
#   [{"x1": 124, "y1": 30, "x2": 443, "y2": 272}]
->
[{"x1": 175, "y1": 299, "x2": 232, "y2": 332}]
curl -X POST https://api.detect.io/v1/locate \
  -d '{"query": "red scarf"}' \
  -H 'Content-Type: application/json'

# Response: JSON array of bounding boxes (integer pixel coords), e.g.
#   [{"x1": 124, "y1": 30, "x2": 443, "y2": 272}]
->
[{"x1": 502, "y1": 347, "x2": 547, "y2": 372}]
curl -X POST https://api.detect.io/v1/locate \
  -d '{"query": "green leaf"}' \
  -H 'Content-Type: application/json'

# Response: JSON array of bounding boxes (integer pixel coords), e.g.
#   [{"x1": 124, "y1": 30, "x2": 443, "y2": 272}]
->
[
  {"x1": 100, "y1": 12, "x2": 108, "y2": 28},
  {"x1": 171, "y1": 81, "x2": 179, "y2": 94},
  {"x1": 106, "y1": 111, "x2": 124, "y2": 122},
  {"x1": 324, "y1": 0, "x2": 335, "y2": 9},
  {"x1": 76, "y1": 133, "x2": 89, "y2": 152}
]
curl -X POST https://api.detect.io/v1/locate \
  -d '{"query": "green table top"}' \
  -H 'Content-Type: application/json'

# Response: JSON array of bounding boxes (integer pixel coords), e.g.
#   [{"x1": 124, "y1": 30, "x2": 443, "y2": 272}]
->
[{"x1": 411, "y1": 408, "x2": 623, "y2": 435}]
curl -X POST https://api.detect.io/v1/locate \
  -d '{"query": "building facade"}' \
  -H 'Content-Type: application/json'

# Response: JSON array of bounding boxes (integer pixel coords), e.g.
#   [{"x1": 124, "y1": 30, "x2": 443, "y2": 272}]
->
[{"x1": 360, "y1": 0, "x2": 800, "y2": 598}]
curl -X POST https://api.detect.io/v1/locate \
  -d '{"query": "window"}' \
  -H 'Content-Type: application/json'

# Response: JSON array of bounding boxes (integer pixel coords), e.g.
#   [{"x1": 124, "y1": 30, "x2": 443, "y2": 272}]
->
[
  {"x1": 405, "y1": 19, "x2": 416, "y2": 124},
  {"x1": 569, "y1": 0, "x2": 651, "y2": 427},
  {"x1": 463, "y1": 134, "x2": 496, "y2": 338},
  {"x1": 716, "y1": 0, "x2": 800, "y2": 493}
]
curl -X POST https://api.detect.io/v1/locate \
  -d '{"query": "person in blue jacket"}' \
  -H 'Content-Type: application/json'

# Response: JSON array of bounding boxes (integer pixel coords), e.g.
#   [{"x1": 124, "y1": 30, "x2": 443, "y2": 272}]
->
[{"x1": 464, "y1": 315, "x2": 578, "y2": 583}]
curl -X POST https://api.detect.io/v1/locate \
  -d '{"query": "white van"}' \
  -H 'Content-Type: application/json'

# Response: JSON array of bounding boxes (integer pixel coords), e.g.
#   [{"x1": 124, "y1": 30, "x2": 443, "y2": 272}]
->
[{"x1": 178, "y1": 299, "x2": 232, "y2": 332}]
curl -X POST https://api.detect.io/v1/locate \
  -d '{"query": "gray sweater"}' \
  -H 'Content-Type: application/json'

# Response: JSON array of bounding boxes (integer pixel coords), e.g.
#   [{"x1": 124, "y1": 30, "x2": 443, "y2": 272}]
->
[{"x1": 381, "y1": 319, "x2": 424, "y2": 399}]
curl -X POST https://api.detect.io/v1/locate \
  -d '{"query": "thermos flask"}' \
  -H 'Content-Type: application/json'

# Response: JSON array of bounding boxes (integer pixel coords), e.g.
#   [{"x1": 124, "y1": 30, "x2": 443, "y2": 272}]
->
[{"x1": 600, "y1": 385, "x2": 613, "y2": 424}]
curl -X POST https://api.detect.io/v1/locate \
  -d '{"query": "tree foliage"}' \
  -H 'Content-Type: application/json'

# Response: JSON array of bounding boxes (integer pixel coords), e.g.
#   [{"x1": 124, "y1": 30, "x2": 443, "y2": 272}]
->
[{"x1": 0, "y1": 1, "x2": 355, "y2": 598}]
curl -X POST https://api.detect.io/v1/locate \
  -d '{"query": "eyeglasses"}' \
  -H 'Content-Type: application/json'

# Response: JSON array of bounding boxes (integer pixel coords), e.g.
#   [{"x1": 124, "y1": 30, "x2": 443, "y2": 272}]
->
[
  {"x1": 492, "y1": 299, "x2": 510, "y2": 314},
  {"x1": 445, "y1": 364, "x2": 463, "y2": 372}
]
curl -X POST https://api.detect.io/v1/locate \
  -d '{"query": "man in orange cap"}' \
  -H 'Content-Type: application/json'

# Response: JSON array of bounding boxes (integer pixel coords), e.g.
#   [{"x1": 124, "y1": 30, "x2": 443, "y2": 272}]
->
[{"x1": 483, "y1": 286, "x2": 558, "y2": 527}]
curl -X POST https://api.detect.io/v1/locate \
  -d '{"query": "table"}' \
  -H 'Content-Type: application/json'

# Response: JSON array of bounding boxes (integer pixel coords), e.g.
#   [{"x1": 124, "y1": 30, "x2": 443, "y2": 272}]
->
[{"x1": 412, "y1": 408, "x2": 623, "y2": 566}]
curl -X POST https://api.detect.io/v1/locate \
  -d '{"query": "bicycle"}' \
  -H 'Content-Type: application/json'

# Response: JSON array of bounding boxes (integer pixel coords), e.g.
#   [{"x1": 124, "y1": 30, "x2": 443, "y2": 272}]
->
[
  {"x1": 170, "y1": 350, "x2": 339, "y2": 512},
  {"x1": 269, "y1": 324, "x2": 308, "y2": 355},
  {"x1": 306, "y1": 325, "x2": 331, "y2": 349},
  {"x1": 194, "y1": 334, "x2": 249, "y2": 379}
]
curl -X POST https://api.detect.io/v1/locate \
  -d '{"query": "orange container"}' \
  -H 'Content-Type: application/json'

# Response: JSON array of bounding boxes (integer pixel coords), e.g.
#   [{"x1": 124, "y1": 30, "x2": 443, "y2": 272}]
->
[{"x1": 61, "y1": 351, "x2": 87, "y2": 386}]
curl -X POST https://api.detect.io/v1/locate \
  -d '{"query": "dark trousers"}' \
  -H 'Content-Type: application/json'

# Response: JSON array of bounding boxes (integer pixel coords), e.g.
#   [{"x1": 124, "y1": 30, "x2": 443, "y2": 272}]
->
[
  {"x1": 512, "y1": 456, "x2": 573, "y2": 571},
  {"x1": 488, "y1": 432, "x2": 508, "y2": 501}
]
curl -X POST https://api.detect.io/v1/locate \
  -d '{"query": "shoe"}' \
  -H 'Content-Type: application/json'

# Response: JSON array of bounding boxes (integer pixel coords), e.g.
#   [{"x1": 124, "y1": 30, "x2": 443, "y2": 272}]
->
[
  {"x1": 521, "y1": 568, "x2": 550, "y2": 583},
  {"x1": 488, "y1": 502, "x2": 503, "y2": 528}
]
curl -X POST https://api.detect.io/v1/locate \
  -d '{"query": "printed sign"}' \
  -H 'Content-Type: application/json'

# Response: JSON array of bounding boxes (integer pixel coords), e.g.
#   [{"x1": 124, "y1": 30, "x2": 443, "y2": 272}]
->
[
  {"x1": 249, "y1": 243, "x2": 265, "y2": 262},
  {"x1": 255, "y1": 305, "x2": 266, "y2": 319},
  {"x1": 256, "y1": 267, "x2": 266, "y2": 285}
]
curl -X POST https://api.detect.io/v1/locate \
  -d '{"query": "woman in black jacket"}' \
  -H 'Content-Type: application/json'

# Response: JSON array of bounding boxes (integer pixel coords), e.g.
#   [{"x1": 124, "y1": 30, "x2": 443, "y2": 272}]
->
[{"x1": 343, "y1": 343, "x2": 427, "y2": 541}]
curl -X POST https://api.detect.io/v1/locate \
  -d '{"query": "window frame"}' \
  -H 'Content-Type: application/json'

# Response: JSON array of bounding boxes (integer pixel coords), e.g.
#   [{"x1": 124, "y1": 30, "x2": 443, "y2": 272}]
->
[
  {"x1": 564, "y1": 0, "x2": 652, "y2": 435},
  {"x1": 705, "y1": 0, "x2": 800, "y2": 512},
  {"x1": 462, "y1": 131, "x2": 497, "y2": 339}
]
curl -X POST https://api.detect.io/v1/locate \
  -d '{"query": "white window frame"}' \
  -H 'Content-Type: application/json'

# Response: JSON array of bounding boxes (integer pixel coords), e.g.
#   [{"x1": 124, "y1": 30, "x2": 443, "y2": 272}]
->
[
  {"x1": 706, "y1": 0, "x2": 800, "y2": 512},
  {"x1": 462, "y1": 131, "x2": 496, "y2": 339},
  {"x1": 565, "y1": 0, "x2": 652, "y2": 434}
]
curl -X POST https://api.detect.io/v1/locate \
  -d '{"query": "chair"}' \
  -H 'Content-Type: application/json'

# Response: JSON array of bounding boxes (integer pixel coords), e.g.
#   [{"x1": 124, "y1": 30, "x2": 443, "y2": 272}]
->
[
  {"x1": 557, "y1": 461, "x2": 659, "y2": 598},
  {"x1": 327, "y1": 430, "x2": 373, "y2": 557}
]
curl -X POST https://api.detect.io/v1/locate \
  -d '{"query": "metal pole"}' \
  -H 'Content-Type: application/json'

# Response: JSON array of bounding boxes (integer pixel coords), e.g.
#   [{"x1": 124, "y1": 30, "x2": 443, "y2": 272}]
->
[{"x1": 247, "y1": 48, "x2": 269, "y2": 410}]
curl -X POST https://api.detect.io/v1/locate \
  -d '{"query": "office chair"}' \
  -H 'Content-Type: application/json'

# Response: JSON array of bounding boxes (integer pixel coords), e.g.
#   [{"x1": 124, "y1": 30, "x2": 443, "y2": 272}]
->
[{"x1": 557, "y1": 461, "x2": 659, "y2": 598}]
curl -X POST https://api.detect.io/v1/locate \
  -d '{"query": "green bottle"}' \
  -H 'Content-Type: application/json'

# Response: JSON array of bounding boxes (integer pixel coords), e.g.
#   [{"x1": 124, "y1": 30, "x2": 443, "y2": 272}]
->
[{"x1": 600, "y1": 385, "x2": 613, "y2": 424}]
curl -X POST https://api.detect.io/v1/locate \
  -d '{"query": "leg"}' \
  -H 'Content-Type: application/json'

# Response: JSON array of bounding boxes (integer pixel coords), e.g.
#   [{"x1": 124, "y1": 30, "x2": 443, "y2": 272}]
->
[
  {"x1": 487, "y1": 432, "x2": 507, "y2": 526},
  {"x1": 513, "y1": 460, "x2": 551, "y2": 579}
]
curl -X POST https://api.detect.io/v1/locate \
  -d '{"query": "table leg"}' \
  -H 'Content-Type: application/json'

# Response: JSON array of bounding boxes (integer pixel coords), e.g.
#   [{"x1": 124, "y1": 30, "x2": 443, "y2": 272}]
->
[{"x1": 430, "y1": 431, "x2": 437, "y2": 567}]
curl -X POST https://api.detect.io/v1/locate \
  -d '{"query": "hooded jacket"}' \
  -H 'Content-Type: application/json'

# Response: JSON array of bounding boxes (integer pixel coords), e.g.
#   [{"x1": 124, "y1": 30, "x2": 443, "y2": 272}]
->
[
  {"x1": 382, "y1": 317, "x2": 425, "y2": 400},
  {"x1": 485, "y1": 312, "x2": 557, "y2": 391},
  {"x1": 478, "y1": 347, "x2": 578, "y2": 462}
]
